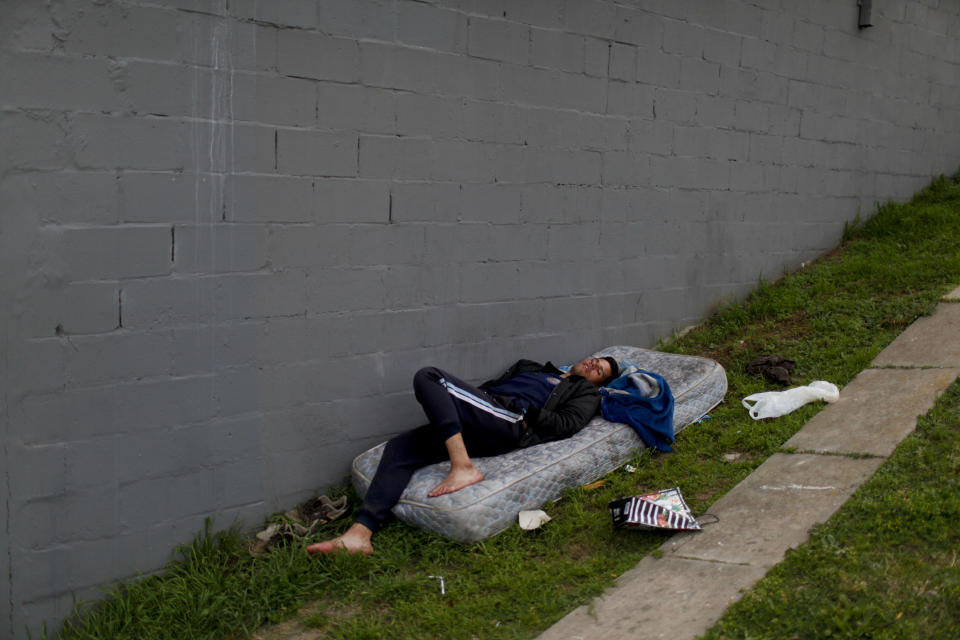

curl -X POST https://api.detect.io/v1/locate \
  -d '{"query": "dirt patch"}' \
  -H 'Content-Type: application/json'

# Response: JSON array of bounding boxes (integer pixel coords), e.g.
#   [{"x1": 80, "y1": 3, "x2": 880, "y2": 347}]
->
[
  {"x1": 251, "y1": 599, "x2": 365, "y2": 640},
  {"x1": 563, "y1": 540, "x2": 594, "y2": 561},
  {"x1": 697, "y1": 310, "x2": 814, "y2": 372}
]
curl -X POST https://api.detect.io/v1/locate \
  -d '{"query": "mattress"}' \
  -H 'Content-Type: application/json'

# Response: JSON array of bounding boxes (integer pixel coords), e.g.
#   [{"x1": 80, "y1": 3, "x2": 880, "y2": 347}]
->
[{"x1": 350, "y1": 346, "x2": 727, "y2": 543}]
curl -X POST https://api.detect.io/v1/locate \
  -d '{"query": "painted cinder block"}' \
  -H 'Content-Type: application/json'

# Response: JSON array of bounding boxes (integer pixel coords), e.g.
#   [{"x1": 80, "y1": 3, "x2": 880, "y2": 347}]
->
[
  {"x1": 460, "y1": 183, "x2": 522, "y2": 224},
  {"x1": 694, "y1": 94, "x2": 736, "y2": 128},
  {"x1": 214, "y1": 271, "x2": 308, "y2": 320},
  {"x1": 6, "y1": 442, "x2": 66, "y2": 502},
  {"x1": 397, "y1": 1, "x2": 467, "y2": 53},
  {"x1": 562, "y1": 0, "x2": 617, "y2": 39},
  {"x1": 229, "y1": 0, "x2": 316, "y2": 28},
  {"x1": 231, "y1": 72, "x2": 316, "y2": 127},
  {"x1": 63, "y1": 330, "x2": 174, "y2": 388},
  {"x1": 266, "y1": 225, "x2": 348, "y2": 271},
  {"x1": 60, "y1": 3, "x2": 179, "y2": 59},
  {"x1": 15, "y1": 386, "x2": 115, "y2": 447},
  {"x1": 317, "y1": 0, "x2": 396, "y2": 40},
  {"x1": 614, "y1": 5, "x2": 664, "y2": 46},
  {"x1": 679, "y1": 57, "x2": 721, "y2": 94},
  {"x1": 0, "y1": 52, "x2": 120, "y2": 113},
  {"x1": 17, "y1": 281, "x2": 119, "y2": 339},
  {"x1": 499, "y1": 0, "x2": 563, "y2": 28},
  {"x1": 175, "y1": 13, "x2": 267, "y2": 71},
  {"x1": 213, "y1": 459, "x2": 265, "y2": 506},
  {"x1": 114, "y1": 426, "x2": 213, "y2": 485},
  {"x1": 276, "y1": 129, "x2": 358, "y2": 177},
  {"x1": 314, "y1": 177, "x2": 390, "y2": 223},
  {"x1": 345, "y1": 223, "x2": 425, "y2": 266},
  {"x1": 119, "y1": 171, "x2": 218, "y2": 224},
  {"x1": 173, "y1": 223, "x2": 269, "y2": 274},
  {"x1": 223, "y1": 124, "x2": 277, "y2": 175},
  {"x1": 607, "y1": 81, "x2": 655, "y2": 117},
  {"x1": 225, "y1": 174, "x2": 314, "y2": 223},
  {"x1": 467, "y1": 16, "x2": 530, "y2": 65},
  {"x1": 636, "y1": 48, "x2": 682, "y2": 87},
  {"x1": 38, "y1": 224, "x2": 173, "y2": 281},
  {"x1": 120, "y1": 277, "x2": 216, "y2": 329},
  {"x1": 305, "y1": 266, "x2": 387, "y2": 313},
  {"x1": 390, "y1": 182, "x2": 461, "y2": 223},
  {"x1": 277, "y1": 29, "x2": 359, "y2": 82},
  {"x1": 317, "y1": 82, "x2": 397, "y2": 134},
  {"x1": 602, "y1": 150, "x2": 652, "y2": 186},
  {"x1": 396, "y1": 93, "x2": 466, "y2": 139},
  {"x1": 500, "y1": 65, "x2": 606, "y2": 112},
  {"x1": 702, "y1": 29, "x2": 743, "y2": 66},
  {"x1": 0, "y1": 112, "x2": 71, "y2": 171},
  {"x1": 117, "y1": 61, "x2": 217, "y2": 119},
  {"x1": 1, "y1": 172, "x2": 119, "y2": 226},
  {"x1": 530, "y1": 27, "x2": 585, "y2": 73},
  {"x1": 119, "y1": 469, "x2": 217, "y2": 527},
  {"x1": 609, "y1": 42, "x2": 637, "y2": 81},
  {"x1": 72, "y1": 114, "x2": 192, "y2": 172},
  {"x1": 358, "y1": 135, "x2": 432, "y2": 180}
]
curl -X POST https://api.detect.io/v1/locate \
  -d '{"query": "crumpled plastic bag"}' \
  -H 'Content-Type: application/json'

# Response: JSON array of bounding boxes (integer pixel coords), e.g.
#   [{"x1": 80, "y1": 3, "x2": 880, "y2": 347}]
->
[
  {"x1": 742, "y1": 380, "x2": 839, "y2": 420},
  {"x1": 518, "y1": 510, "x2": 551, "y2": 530}
]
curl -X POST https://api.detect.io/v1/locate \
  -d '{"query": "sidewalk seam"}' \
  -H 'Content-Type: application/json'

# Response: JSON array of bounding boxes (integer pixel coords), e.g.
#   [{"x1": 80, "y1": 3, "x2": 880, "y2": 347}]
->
[
  {"x1": 783, "y1": 449, "x2": 886, "y2": 460},
  {"x1": 668, "y1": 554, "x2": 752, "y2": 567},
  {"x1": 870, "y1": 364, "x2": 954, "y2": 370}
]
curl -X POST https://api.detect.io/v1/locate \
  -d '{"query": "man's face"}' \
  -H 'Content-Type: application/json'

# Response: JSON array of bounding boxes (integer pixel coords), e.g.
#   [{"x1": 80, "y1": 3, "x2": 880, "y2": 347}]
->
[{"x1": 570, "y1": 357, "x2": 613, "y2": 386}]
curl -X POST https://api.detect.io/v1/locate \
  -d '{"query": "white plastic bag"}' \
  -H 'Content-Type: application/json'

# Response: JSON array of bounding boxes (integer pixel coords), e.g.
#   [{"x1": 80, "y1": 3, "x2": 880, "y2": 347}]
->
[{"x1": 741, "y1": 380, "x2": 839, "y2": 420}]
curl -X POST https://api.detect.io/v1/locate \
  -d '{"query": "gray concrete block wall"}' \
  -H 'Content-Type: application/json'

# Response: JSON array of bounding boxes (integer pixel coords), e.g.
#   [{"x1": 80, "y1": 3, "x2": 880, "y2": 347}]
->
[{"x1": 2, "y1": 0, "x2": 959, "y2": 636}]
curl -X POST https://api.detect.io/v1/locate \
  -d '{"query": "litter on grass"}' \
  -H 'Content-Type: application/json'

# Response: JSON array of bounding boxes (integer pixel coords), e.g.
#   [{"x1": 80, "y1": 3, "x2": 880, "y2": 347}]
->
[
  {"x1": 609, "y1": 487, "x2": 702, "y2": 531},
  {"x1": 742, "y1": 380, "x2": 839, "y2": 420},
  {"x1": 518, "y1": 510, "x2": 551, "y2": 530},
  {"x1": 428, "y1": 575, "x2": 446, "y2": 595}
]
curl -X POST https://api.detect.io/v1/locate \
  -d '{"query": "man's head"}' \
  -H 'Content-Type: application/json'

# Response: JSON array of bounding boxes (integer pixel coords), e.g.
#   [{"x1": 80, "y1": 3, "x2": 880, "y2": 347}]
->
[{"x1": 569, "y1": 356, "x2": 619, "y2": 386}]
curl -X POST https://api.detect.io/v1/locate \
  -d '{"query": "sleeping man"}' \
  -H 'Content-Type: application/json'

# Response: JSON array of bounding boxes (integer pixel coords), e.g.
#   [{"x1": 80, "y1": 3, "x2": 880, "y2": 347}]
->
[{"x1": 307, "y1": 355, "x2": 619, "y2": 556}]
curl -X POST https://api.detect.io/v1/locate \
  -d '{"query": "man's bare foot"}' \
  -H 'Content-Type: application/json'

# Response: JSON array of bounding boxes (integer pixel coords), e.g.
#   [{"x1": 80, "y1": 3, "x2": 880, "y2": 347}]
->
[
  {"x1": 427, "y1": 465, "x2": 483, "y2": 497},
  {"x1": 306, "y1": 523, "x2": 373, "y2": 556}
]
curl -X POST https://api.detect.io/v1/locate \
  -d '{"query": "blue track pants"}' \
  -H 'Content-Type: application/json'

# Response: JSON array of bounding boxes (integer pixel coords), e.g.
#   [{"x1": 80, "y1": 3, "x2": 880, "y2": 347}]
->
[{"x1": 354, "y1": 366, "x2": 524, "y2": 532}]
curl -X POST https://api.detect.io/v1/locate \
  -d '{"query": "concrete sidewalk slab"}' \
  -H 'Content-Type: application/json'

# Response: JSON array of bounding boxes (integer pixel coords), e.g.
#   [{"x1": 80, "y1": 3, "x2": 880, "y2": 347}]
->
[
  {"x1": 784, "y1": 367, "x2": 960, "y2": 457},
  {"x1": 539, "y1": 453, "x2": 884, "y2": 640},
  {"x1": 664, "y1": 453, "x2": 883, "y2": 567},
  {"x1": 537, "y1": 556, "x2": 768, "y2": 640},
  {"x1": 872, "y1": 303, "x2": 960, "y2": 368}
]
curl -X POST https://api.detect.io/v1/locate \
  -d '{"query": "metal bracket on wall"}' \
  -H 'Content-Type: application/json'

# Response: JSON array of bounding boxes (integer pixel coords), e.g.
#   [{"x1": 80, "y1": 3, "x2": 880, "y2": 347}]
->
[{"x1": 858, "y1": 0, "x2": 873, "y2": 29}]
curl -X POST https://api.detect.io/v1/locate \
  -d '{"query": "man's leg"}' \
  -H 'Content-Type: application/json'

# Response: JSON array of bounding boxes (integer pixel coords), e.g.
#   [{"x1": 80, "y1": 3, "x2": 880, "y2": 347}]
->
[
  {"x1": 413, "y1": 366, "x2": 524, "y2": 496},
  {"x1": 308, "y1": 366, "x2": 522, "y2": 556},
  {"x1": 426, "y1": 432, "x2": 482, "y2": 497},
  {"x1": 306, "y1": 521, "x2": 374, "y2": 556},
  {"x1": 307, "y1": 424, "x2": 447, "y2": 556},
  {"x1": 355, "y1": 425, "x2": 448, "y2": 527}
]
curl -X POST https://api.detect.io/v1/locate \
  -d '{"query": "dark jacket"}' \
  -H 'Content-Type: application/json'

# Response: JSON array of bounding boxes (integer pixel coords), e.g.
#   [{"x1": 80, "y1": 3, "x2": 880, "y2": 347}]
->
[{"x1": 480, "y1": 359, "x2": 601, "y2": 448}]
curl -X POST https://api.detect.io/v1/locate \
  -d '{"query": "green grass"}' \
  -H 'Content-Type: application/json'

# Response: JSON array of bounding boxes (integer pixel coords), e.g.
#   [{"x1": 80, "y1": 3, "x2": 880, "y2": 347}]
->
[{"x1": 53, "y1": 173, "x2": 960, "y2": 640}]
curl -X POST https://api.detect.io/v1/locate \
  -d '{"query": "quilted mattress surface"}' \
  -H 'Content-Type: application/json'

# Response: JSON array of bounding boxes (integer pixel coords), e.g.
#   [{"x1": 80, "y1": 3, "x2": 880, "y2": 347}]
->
[{"x1": 351, "y1": 346, "x2": 727, "y2": 543}]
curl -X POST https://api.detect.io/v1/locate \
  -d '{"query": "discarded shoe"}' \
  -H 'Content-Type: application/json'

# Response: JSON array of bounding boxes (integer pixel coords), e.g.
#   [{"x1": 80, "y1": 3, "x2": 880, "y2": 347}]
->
[
  {"x1": 286, "y1": 494, "x2": 350, "y2": 526},
  {"x1": 249, "y1": 495, "x2": 351, "y2": 556}
]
